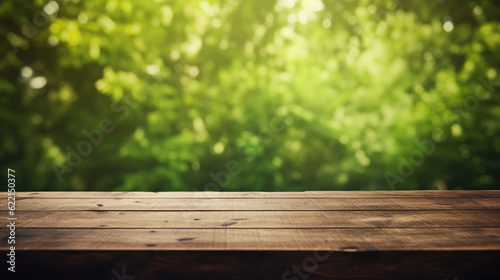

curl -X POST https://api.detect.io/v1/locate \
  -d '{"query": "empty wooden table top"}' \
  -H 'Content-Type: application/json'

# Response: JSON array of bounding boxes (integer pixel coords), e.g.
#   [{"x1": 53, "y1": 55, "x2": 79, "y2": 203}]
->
[
  {"x1": 1, "y1": 191, "x2": 500, "y2": 279},
  {"x1": 2, "y1": 190, "x2": 500, "y2": 251}
]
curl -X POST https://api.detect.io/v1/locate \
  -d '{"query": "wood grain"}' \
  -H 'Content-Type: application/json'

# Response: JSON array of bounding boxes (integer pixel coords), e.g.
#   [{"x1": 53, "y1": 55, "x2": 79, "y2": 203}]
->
[
  {"x1": 14, "y1": 197, "x2": 500, "y2": 210},
  {"x1": 2, "y1": 228, "x2": 500, "y2": 251},
  {"x1": 9, "y1": 210, "x2": 500, "y2": 228}
]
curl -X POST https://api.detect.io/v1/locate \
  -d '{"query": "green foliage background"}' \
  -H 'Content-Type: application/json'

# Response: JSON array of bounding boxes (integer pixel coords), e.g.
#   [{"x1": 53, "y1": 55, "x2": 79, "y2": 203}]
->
[{"x1": 1, "y1": 0, "x2": 499, "y2": 191}]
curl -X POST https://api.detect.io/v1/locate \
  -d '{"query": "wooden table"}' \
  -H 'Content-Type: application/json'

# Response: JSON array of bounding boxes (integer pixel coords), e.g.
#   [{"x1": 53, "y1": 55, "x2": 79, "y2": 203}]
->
[{"x1": 2, "y1": 191, "x2": 500, "y2": 279}]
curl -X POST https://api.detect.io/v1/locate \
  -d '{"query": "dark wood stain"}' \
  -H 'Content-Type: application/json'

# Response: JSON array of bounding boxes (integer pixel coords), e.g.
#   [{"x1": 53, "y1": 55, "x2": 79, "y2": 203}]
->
[
  {"x1": 178, "y1": 237, "x2": 196, "y2": 242},
  {"x1": 3, "y1": 190, "x2": 500, "y2": 279},
  {"x1": 8, "y1": 251, "x2": 500, "y2": 280}
]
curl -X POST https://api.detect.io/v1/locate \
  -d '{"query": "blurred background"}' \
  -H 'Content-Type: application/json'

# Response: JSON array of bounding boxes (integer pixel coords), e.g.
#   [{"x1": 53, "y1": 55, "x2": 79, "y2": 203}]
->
[{"x1": 1, "y1": 0, "x2": 499, "y2": 191}]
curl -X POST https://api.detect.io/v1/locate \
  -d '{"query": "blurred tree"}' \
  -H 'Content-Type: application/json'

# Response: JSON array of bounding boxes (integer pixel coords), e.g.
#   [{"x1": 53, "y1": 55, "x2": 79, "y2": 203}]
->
[{"x1": 1, "y1": 0, "x2": 499, "y2": 191}]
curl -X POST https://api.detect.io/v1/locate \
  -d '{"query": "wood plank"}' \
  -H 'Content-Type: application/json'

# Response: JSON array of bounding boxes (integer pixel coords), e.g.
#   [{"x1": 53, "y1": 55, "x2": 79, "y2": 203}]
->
[
  {"x1": 5, "y1": 190, "x2": 500, "y2": 199},
  {"x1": 3, "y1": 191, "x2": 499, "y2": 279},
  {"x1": 10, "y1": 210, "x2": 500, "y2": 229},
  {"x1": 14, "y1": 197, "x2": 500, "y2": 210},
  {"x1": 7, "y1": 250, "x2": 500, "y2": 280},
  {"x1": 2, "y1": 228, "x2": 500, "y2": 251}
]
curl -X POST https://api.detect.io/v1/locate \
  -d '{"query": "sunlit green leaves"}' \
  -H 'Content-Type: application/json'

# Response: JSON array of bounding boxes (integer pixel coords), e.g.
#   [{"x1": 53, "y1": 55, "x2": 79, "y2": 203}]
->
[{"x1": 1, "y1": 0, "x2": 499, "y2": 191}]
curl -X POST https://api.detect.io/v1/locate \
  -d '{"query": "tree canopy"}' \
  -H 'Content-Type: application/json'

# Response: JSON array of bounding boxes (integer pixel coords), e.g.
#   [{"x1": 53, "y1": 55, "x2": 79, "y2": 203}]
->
[{"x1": 1, "y1": 0, "x2": 499, "y2": 191}]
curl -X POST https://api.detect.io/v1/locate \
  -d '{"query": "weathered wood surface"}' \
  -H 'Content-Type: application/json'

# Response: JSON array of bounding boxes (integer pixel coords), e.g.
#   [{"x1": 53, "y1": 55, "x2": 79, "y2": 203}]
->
[
  {"x1": 5, "y1": 228, "x2": 500, "y2": 251},
  {"x1": 8, "y1": 210, "x2": 500, "y2": 229},
  {"x1": 1, "y1": 191, "x2": 500, "y2": 279},
  {"x1": 9, "y1": 197, "x2": 500, "y2": 211}
]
